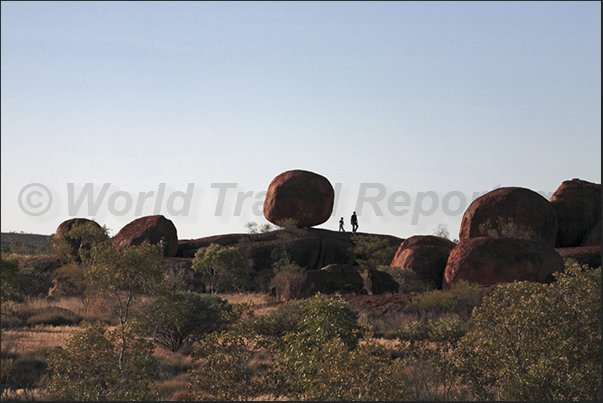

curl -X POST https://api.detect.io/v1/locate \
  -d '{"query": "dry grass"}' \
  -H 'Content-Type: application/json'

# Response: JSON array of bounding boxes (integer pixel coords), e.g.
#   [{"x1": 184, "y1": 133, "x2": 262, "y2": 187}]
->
[
  {"x1": 1, "y1": 325, "x2": 81, "y2": 352},
  {"x1": 219, "y1": 292, "x2": 279, "y2": 317}
]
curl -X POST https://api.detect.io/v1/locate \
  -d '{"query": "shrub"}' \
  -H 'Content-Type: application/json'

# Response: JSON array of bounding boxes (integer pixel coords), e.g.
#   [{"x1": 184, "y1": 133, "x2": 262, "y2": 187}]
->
[
  {"x1": 349, "y1": 234, "x2": 398, "y2": 269},
  {"x1": 1, "y1": 252, "x2": 22, "y2": 303},
  {"x1": 186, "y1": 296, "x2": 410, "y2": 401},
  {"x1": 143, "y1": 291, "x2": 231, "y2": 352},
  {"x1": 384, "y1": 266, "x2": 432, "y2": 294},
  {"x1": 45, "y1": 320, "x2": 159, "y2": 401},
  {"x1": 253, "y1": 299, "x2": 305, "y2": 337},
  {"x1": 452, "y1": 262, "x2": 601, "y2": 401},
  {"x1": 277, "y1": 295, "x2": 409, "y2": 400},
  {"x1": 18, "y1": 266, "x2": 53, "y2": 298},
  {"x1": 396, "y1": 318, "x2": 468, "y2": 400},
  {"x1": 404, "y1": 280, "x2": 485, "y2": 323},
  {"x1": 478, "y1": 216, "x2": 537, "y2": 240}
]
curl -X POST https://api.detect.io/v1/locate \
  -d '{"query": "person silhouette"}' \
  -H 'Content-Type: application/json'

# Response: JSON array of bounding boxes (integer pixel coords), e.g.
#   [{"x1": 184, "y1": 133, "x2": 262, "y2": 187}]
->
[
  {"x1": 338, "y1": 217, "x2": 345, "y2": 232},
  {"x1": 351, "y1": 211, "x2": 358, "y2": 233}
]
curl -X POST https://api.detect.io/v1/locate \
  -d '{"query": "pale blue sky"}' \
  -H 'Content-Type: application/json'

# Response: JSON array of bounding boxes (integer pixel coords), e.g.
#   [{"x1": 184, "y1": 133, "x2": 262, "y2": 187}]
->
[{"x1": 2, "y1": 1, "x2": 601, "y2": 240}]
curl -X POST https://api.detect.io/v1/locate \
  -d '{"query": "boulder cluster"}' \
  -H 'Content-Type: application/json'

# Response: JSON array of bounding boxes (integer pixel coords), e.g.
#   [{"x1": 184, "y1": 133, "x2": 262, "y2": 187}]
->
[{"x1": 55, "y1": 171, "x2": 600, "y2": 300}]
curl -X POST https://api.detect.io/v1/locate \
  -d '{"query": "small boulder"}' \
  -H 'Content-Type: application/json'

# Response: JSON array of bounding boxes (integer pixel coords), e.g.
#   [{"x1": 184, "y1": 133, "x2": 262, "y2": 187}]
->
[
  {"x1": 443, "y1": 237, "x2": 565, "y2": 289},
  {"x1": 321, "y1": 263, "x2": 365, "y2": 294},
  {"x1": 390, "y1": 235, "x2": 456, "y2": 289},
  {"x1": 113, "y1": 215, "x2": 178, "y2": 257},
  {"x1": 280, "y1": 264, "x2": 367, "y2": 301},
  {"x1": 367, "y1": 268, "x2": 399, "y2": 295},
  {"x1": 263, "y1": 170, "x2": 335, "y2": 227},
  {"x1": 459, "y1": 187, "x2": 558, "y2": 248},
  {"x1": 281, "y1": 270, "x2": 330, "y2": 301}
]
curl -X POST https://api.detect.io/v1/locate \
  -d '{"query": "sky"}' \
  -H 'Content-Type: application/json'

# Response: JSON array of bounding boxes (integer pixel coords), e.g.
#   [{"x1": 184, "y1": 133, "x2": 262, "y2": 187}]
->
[{"x1": 1, "y1": 1, "x2": 601, "y2": 241}]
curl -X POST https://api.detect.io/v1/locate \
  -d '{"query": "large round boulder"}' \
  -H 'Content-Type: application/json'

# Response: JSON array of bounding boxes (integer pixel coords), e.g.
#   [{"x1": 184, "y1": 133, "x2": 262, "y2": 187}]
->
[
  {"x1": 443, "y1": 237, "x2": 565, "y2": 289},
  {"x1": 390, "y1": 235, "x2": 456, "y2": 289},
  {"x1": 459, "y1": 187, "x2": 558, "y2": 248},
  {"x1": 113, "y1": 215, "x2": 178, "y2": 257},
  {"x1": 263, "y1": 170, "x2": 334, "y2": 228},
  {"x1": 550, "y1": 178, "x2": 601, "y2": 247},
  {"x1": 55, "y1": 218, "x2": 103, "y2": 257}
]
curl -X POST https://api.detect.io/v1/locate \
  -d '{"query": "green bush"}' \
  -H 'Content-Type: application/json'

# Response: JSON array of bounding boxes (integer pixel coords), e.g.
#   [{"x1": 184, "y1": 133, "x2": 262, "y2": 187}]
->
[
  {"x1": 45, "y1": 320, "x2": 159, "y2": 401},
  {"x1": 452, "y1": 262, "x2": 601, "y2": 401},
  {"x1": 384, "y1": 266, "x2": 432, "y2": 294},
  {"x1": 1, "y1": 252, "x2": 23, "y2": 303},
  {"x1": 18, "y1": 265, "x2": 54, "y2": 298},
  {"x1": 186, "y1": 296, "x2": 410, "y2": 401},
  {"x1": 407, "y1": 289, "x2": 456, "y2": 314},
  {"x1": 396, "y1": 318, "x2": 468, "y2": 400},
  {"x1": 404, "y1": 280, "x2": 485, "y2": 322},
  {"x1": 253, "y1": 299, "x2": 305, "y2": 337},
  {"x1": 143, "y1": 290, "x2": 231, "y2": 352}
]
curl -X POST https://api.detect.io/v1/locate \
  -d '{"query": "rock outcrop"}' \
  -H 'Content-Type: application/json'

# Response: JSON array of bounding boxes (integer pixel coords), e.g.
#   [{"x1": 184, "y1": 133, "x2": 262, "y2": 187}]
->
[
  {"x1": 550, "y1": 179, "x2": 601, "y2": 247},
  {"x1": 443, "y1": 237, "x2": 565, "y2": 289},
  {"x1": 263, "y1": 169, "x2": 335, "y2": 227},
  {"x1": 459, "y1": 187, "x2": 558, "y2": 248},
  {"x1": 113, "y1": 215, "x2": 178, "y2": 257},
  {"x1": 390, "y1": 235, "x2": 456, "y2": 289},
  {"x1": 177, "y1": 228, "x2": 403, "y2": 274}
]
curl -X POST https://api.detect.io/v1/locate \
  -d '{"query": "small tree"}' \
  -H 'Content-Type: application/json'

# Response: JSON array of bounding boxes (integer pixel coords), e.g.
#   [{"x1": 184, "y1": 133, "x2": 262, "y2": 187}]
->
[
  {"x1": 45, "y1": 320, "x2": 159, "y2": 401},
  {"x1": 51, "y1": 262, "x2": 94, "y2": 312},
  {"x1": 144, "y1": 290, "x2": 231, "y2": 352},
  {"x1": 192, "y1": 243, "x2": 248, "y2": 294},
  {"x1": 88, "y1": 241, "x2": 164, "y2": 327},
  {"x1": 277, "y1": 295, "x2": 409, "y2": 401}
]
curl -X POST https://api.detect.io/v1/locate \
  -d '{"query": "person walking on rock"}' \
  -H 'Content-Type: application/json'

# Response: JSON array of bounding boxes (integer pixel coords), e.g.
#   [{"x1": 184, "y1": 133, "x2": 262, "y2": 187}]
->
[
  {"x1": 338, "y1": 217, "x2": 345, "y2": 232},
  {"x1": 351, "y1": 211, "x2": 359, "y2": 233}
]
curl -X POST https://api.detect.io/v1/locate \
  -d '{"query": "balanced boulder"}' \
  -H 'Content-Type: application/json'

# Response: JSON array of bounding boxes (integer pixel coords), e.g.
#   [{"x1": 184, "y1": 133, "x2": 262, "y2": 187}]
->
[
  {"x1": 263, "y1": 169, "x2": 334, "y2": 228},
  {"x1": 459, "y1": 187, "x2": 558, "y2": 248},
  {"x1": 390, "y1": 235, "x2": 456, "y2": 289},
  {"x1": 113, "y1": 215, "x2": 178, "y2": 257},
  {"x1": 443, "y1": 237, "x2": 565, "y2": 289}
]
